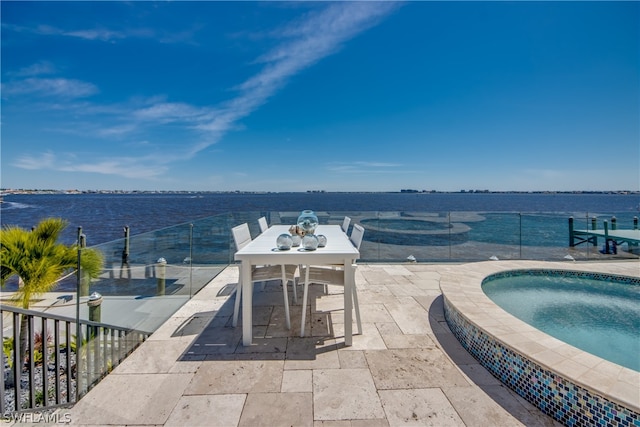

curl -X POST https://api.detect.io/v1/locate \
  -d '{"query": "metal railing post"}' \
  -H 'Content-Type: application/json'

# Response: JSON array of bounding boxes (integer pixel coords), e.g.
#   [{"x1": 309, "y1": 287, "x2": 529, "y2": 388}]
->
[
  {"x1": 0, "y1": 312, "x2": 4, "y2": 414},
  {"x1": 42, "y1": 317, "x2": 49, "y2": 407},
  {"x1": 519, "y1": 213, "x2": 523, "y2": 259},
  {"x1": 76, "y1": 226, "x2": 83, "y2": 400},
  {"x1": 54, "y1": 319, "x2": 61, "y2": 405},
  {"x1": 189, "y1": 223, "x2": 194, "y2": 298},
  {"x1": 28, "y1": 315, "x2": 35, "y2": 408},
  {"x1": 13, "y1": 312, "x2": 21, "y2": 412}
]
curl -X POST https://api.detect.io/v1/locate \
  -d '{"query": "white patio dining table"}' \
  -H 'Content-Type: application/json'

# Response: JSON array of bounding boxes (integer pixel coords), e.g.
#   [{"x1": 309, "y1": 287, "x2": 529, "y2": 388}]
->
[{"x1": 234, "y1": 224, "x2": 360, "y2": 346}]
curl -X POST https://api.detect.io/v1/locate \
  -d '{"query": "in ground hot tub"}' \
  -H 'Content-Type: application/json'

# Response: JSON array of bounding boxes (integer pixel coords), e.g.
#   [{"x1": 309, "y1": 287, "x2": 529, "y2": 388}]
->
[{"x1": 441, "y1": 261, "x2": 639, "y2": 426}]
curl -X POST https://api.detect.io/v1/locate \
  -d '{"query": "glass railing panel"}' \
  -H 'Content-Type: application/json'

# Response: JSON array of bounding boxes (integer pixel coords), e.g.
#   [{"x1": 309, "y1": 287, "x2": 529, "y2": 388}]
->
[
  {"x1": 519, "y1": 212, "x2": 572, "y2": 260},
  {"x1": 356, "y1": 211, "x2": 457, "y2": 262},
  {"x1": 451, "y1": 210, "x2": 510, "y2": 262},
  {"x1": 6, "y1": 208, "x2": 637, "y2": 414},
  {"x1": 69, "y1": 212, "x2": 237, "y2": 399},
  {"x1": 70, "y1": 213, "x2": 234, "y2": 332},
  {"x1": 65, "y1": 208, "x2": 639, "y2": 342}
]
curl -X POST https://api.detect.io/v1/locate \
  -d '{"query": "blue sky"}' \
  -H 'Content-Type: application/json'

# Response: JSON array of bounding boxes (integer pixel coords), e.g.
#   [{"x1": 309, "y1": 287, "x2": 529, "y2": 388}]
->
[{"x1": 1, "y1": 1, "x2": 638, "y2": 192}]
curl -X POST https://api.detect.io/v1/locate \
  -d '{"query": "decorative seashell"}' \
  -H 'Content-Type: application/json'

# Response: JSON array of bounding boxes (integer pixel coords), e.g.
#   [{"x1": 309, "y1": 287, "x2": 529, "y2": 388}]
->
[{"x1": 289, "y1": 225, "x2": 306, "y2": 237}]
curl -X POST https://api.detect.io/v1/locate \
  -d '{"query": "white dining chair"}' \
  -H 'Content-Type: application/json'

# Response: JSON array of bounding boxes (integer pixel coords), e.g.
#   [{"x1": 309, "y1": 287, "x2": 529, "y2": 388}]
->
[
  {"x1": 349, "y1": 223, "x2": 365, "y2": 250},
  {"x1": 256, "y1": 215, "x2": 286, "y2": 291},
  {"x1": 341, "y1": 216, "x2": 351, "y2": 233},
  {"x1": 299, "y1": 223, "x2": 365, "y2": 337},
  {"x1": 258, "y1": 216, "x2": 269, "y2": 233},
  {"x1": 231, "y1": 223, "x2": 297, "y2": 329}
]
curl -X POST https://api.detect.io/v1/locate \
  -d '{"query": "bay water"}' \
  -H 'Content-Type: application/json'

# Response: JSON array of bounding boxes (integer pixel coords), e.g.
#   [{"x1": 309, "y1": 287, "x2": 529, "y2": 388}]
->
[{"x1": 2, "y1": 192, "x2": 638, "y2": 246}]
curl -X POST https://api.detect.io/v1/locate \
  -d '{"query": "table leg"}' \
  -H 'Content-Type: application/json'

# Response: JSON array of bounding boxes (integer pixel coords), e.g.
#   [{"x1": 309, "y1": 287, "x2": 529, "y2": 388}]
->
[
  {"x1": 242, "y1": 260, "x2": 253, "y2": 346},
  {"x1": 344, "y1": 262, "x2": 354, "y2": 346},
  {"x1": 300, "y1": 264, "x2": 311, "y2": 337}
]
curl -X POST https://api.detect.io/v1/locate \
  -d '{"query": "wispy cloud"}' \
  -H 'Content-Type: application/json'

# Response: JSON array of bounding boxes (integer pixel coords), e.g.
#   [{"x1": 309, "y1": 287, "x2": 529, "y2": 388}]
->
[
  {"x1": 65, "y1": 28, "x2": 126, "y2": 42},
  {"x1": 59, "y1": 158, "x2": 168, "y2": 179},
  {"x1": 3, "y1": 22, "x2": 199, "y2": 44},
  {"x1": 326, "y1": 161, "x2": 404, "y2": 174},
  {"x1": 16, "y1": 151, "x2": 168, "y2": 180},
  {"x1": 95, "y1": 124, "x2": 138, "y2": 138},
  {"x1": 133, "y1": 102, "x2": 215, "y2": 124},
  {"x1": 12, "y1": 2, "x2": 400, "y2": 181},
  {"x1": 15, "y1": 151, "x2": 57, "y2": 170},
  {"x1": 2, "y1": 23, "x2": 125, "y2": 42},
  {"x1": 356, "y1": 161, "x2": 402, "y2": 168},
  {"x1": 190, "y1": 2, "x2": 400, "y2": 152},
  {"x1": 10, "y1": 61, "x2": 57, "y2": 77},
  {"x1": 2, "y1": 77, "x2": 98, "y2": 98},
  {"x1": 154, "y1": 2, "x2": 400, "y2": 160}
]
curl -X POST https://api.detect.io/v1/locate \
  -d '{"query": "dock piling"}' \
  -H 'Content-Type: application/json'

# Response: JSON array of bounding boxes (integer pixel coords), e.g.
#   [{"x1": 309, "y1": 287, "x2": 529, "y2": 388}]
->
[
  {"x1": 157, "y1": 257, "x2": 166, "y2": 296},
  {"x1": 569, "y1": 217, "x2": 575, "y2": 247},
  {"x1": 120, "y1": 226, "x2": 131, "y2": 280}
]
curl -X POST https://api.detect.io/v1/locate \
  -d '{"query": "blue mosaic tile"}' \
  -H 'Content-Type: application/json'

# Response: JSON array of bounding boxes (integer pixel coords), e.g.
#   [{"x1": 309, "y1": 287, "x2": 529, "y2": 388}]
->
[
  {"x1": 443, "y1": 296, "x2": 640, "y2": 426},
  {"x1": 481, "y1": 269, "x2": 640, "y2": 287}
]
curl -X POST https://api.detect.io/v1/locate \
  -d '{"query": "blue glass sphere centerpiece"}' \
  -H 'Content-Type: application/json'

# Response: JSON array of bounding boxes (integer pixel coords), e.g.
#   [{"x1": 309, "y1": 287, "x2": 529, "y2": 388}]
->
[
  {"x1": 302, "y1": 234, "x2": 319, "y2": 251},
  {"x1": 297, "y1": 210, "x2": 319, "y2": 235},
  {"x1": 276, "y1": 234, "x2": 293, "y2": 250}
]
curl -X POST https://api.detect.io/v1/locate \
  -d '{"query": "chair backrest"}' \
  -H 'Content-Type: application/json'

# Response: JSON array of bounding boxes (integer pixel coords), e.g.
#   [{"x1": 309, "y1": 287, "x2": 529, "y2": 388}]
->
[
  {"x1": 232, "y1": 223, "x2": 252, "y2": 251},
  {"x1": 341, "y1": 216, "x2": 351, "y2": 233},
  {"x1": 258, "y1": 216, "x2": 268, "y2": 233},
  {"x1": 350, "y1": 224, "x2": 365, "y2": 250}
]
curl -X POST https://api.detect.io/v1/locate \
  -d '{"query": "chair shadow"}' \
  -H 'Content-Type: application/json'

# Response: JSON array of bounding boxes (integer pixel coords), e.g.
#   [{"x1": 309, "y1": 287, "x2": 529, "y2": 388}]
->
[{"x1": 175, "y1": 280, "x2": 342, "y2": 362}]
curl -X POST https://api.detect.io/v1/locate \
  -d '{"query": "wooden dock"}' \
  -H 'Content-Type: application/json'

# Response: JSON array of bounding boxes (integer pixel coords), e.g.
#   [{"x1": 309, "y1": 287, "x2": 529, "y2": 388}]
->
[{"x1": 569, "y1": 216, "x2": 640, "y2": 253}]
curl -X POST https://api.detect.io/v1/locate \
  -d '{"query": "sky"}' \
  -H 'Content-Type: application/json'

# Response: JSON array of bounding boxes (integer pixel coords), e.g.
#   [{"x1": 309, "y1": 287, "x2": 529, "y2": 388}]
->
[{"x1": 1, "y1": 1, "x2": 638, "y2": 193}]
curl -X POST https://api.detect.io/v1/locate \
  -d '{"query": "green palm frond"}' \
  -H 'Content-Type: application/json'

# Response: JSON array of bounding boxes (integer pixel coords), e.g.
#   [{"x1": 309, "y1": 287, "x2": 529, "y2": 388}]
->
[
  {"x1": 32, "y1": 217, "x2": 68, "y2": 244},
  {"x1": 79, "y1": 247, "x2": 104, "y2": 278},
  {"x1": 0, "y1": 218, "x2": 104, "y2": 308}
]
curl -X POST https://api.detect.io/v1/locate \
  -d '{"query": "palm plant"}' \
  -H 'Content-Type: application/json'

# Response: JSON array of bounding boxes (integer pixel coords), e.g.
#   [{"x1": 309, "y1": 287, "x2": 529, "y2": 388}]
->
[{"x1": 0, "y1": 217, "x2": 104, "y2": 365}]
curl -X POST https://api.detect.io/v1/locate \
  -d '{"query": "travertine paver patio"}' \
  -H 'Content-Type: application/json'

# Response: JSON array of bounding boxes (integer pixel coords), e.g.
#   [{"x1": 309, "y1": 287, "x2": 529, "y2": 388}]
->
[{"x1": 63, "y1": 263, "x2": 565, "y2": 426}]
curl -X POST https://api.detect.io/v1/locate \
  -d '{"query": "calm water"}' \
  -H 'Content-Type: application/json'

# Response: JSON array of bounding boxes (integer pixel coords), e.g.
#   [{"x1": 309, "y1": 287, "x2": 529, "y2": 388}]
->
[
  {"x1": 1, "y1": 192, "x2": 639, "y2": 245},
  {"x1": 483, "y1": 273, "x2": 640, "y2": 371}
]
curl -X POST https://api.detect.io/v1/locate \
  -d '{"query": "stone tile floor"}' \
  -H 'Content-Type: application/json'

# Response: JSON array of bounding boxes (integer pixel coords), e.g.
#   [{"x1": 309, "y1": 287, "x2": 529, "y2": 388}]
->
[{"x1": 61, "y1": 263, "x2": 565, "y2": 426}]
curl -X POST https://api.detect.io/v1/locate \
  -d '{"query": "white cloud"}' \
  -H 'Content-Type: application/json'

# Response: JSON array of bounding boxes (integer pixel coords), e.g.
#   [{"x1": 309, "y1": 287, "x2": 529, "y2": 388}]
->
[
  {"x1": 240, "y1": 3, "x2": 398, "y2": 93},
  {"x1": 2, "y1": 78, "x2": 98, "y2": 98},
  {"x1": 15, "y1": 151, "x2": 167, "y2": 179},
  {"x1": 523, "y1": 168, "x2": 565, "y2": 180},
  {"x1": 11, "y1": 61, "x2": 57, "y2": 77},
  {"x1": 133, "y1": 102, "x2": 213, "y2": 123},
  {"x1": 10, "y1": 3, "x2": 399, "y2": 183},
  {"x1": 95, "y1": 124, "x2": 138, "y2": 138},
  {"x1": 4, "y1": 21, "x2": 198, "y2": 44},
  {"x1": 326, "y1": 161, "x2": 404, "y2": 174},
  {"x1": 355, "y1": 161, "x2": 402, "y2": 168},
  {"x1": 59, "y1": 159, "x2": 167, "y2": 179},
  {"x1": 188, "y1": 2, "x2": 400, "y2": 156},
  {"x1": 15, "y1": 151, "x2": 57, "y2": 170},
  {"x1": 65, "y1": 28, "x2": 125, "y2": 42}
]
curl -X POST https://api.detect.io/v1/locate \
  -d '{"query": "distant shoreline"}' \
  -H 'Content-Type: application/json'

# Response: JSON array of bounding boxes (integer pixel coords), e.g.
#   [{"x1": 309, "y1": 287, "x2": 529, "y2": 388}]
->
[{"x1": 2, "y1": 189, "x2": 639, "y2": 196}]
